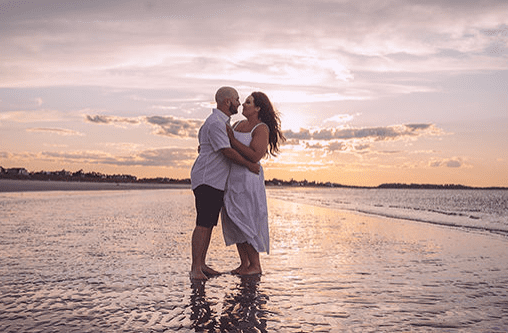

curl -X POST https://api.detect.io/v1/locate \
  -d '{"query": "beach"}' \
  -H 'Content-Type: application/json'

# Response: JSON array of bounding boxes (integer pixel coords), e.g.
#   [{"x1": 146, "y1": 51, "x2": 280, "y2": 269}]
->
[{"x1": 1, "y1": 185, "x2": 507, "y2": 332}]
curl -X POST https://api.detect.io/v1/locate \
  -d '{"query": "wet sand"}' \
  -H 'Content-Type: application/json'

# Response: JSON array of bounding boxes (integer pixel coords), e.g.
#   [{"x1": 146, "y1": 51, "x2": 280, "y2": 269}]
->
[
  {"x1": 0, "y1": 189, "x2": 507, "y2": 332},
  {"x1": 0, "y1": 179, "x2": 190, "y2": 192}
]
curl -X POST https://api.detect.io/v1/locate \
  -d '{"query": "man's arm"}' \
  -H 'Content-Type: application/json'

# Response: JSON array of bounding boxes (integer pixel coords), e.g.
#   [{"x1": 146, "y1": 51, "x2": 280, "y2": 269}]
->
[
  {"x1": 221, "y1": 147, "x2": 260, "y2": 174},
  {"x1": 207, "y1": 118, "x2": 259, "y2": 174}
]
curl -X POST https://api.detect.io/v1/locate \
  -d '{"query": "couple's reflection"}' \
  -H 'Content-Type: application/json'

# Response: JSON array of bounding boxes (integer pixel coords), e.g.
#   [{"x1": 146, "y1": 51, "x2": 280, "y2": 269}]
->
[{"x1": 190, "y1": 275, "x2": 268, "y2": 332}]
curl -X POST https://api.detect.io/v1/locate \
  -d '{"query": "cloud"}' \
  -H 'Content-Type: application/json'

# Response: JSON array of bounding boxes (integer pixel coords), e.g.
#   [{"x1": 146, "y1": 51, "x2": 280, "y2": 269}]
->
[
  {"x1": 189, "y1": 53, "x2": 355, "y2": 88},
  {"x1": 354, "y1": 144, "x2": 371, "y2": 151},
  {"x1": 281, "y1": 139, "x2": 302, "y2": 146},
  {"x1": 283, "y1": 128, "x2": 311, "y2": 140},
  {"x1": 284, "y1": 123, "x2": 442, "y2": 142},
  {"x1": 0, "y1": 151, "x2": 12, "y2": 159},
  {"x1": 26, "y1": 127, "x2": 84, "y2": 136},
  {"x1": 0, "y1": 1, "x2": 506, "y2": 188},
  {"x1": 145, "y1": 116, "x2": 202, "y2": 138},
  {"x1": 85, "y1": 115, "x2": 141, "y2": 125},
  {"x1": 304, "y1": 142, "x2": 324, "y2": 150},
  {"x1": 429, "y1": 158, "x2": 464, "y2": 168},
  {"x1": 327, "y1": 141, "x2": 347, "y2": 152},
  {"x1": 0, "y1": 110, "x2": 66, "y2": 123},
  {"x1": 38, "y1": 147, "x2": 197, "y2": 168},
  {"x1": 1, "y1": 0, "x2": 507, "y2": 92},
  {"x1": 324, "y1": 114, "x2": 356, "y2": 124},
  {"x1": 84, "y1": 114, "x2": 203, "y2": 138},
  {"x1": 135, "y1": 148, "x2": 197, "y2": 167},
  {"x1": 334, "y1": 124, "x2": 440, "y2": 141},
  {"x1": 265, "y1": 157, "x2": 335, "y2": 173},
  {"x1": 446, "y1": 160, "x2": 462, "y2": 168}
]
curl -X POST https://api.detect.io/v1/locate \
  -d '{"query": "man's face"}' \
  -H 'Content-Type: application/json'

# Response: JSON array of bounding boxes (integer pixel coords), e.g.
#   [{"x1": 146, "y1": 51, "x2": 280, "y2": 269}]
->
[{"x1": 229, "y1": 94, "x2": 241, "y2": 115}]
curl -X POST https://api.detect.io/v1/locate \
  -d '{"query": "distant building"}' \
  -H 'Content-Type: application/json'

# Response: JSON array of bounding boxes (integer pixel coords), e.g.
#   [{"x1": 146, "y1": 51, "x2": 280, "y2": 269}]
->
[
  {"x1": 53, "y1": 169, "x2": 71, "y2": 177},
  {"x1": 6, "y1": 168, "x2": 29, "y2": 176}
]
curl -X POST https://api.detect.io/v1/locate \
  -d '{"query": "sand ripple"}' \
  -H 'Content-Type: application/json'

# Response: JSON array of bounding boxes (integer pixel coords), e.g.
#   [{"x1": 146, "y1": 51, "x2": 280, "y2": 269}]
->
[{"x1": 1, "y1": 189, "x2": 508, "y2": 332}]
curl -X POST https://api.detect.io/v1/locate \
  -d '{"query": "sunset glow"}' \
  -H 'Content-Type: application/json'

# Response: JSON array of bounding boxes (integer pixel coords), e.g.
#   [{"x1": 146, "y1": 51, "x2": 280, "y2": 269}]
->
[{"x1": 1, "y1": 0, "x2": 507, "y2": 186}]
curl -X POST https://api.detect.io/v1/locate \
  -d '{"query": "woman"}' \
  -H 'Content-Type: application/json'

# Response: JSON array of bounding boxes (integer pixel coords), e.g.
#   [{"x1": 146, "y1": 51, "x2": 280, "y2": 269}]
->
[{"x1": 222, "y1": 92, "x2": 285, "y2": 275}]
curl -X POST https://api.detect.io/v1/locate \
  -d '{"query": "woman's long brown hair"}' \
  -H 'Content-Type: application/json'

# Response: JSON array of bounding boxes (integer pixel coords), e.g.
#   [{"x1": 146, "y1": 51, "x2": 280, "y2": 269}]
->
[{"x1": 252, "y1": 92, "x2": 286, "y2": 157}]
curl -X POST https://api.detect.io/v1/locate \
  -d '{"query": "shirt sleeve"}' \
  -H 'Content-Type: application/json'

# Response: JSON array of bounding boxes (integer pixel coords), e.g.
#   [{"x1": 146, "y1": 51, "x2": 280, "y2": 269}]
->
[{"x1": 208, "y1": 120, "x2": 231, "y2": 152}]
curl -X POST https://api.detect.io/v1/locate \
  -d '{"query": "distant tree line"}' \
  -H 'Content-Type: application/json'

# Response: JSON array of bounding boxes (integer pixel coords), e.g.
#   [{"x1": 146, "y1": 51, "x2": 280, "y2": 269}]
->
[
  {"x1": 265, "y1": 178, "x2": 353, "y2": 188},
  {"x1": 265, "y1": 179, "x2": 506, "y2": 189},
  {"x1": 377, "y1": 183, "x2": 471, "y2": 189},
  {"x1": 1, "y1": 166, "x2": 506, "y2": 189},
  {"x1": 0, "y1": 166, "x2": 190, "y2": 185}
]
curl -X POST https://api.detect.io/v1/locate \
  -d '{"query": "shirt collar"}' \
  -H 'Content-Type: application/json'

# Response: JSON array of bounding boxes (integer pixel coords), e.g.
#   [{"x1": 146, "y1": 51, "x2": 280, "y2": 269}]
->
[{"x1": 213, "y1": 108, "x2": 230, "y2": 123}]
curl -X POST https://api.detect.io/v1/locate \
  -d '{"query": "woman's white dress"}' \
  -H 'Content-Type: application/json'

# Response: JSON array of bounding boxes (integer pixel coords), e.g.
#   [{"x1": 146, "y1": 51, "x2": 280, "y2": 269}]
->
[{"x1": 222, "y1": 122, "x2": 270, "y2": 254}]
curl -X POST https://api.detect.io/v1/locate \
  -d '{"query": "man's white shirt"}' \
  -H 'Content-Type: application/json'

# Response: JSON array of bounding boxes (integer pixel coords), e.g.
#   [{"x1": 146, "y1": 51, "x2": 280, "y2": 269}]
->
[{"x1": 191, "y1": 109, "x2": 231, "y2": 191}]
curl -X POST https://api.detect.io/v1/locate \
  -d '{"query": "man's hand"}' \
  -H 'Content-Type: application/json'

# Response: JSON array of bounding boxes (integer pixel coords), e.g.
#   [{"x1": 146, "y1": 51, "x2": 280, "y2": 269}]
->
[{"x1": 221, "y1": 147, "x2": 260, "y2": 174}]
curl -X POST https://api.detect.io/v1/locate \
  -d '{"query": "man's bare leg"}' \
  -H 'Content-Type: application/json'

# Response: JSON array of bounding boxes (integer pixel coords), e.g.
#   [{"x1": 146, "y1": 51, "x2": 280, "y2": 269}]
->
[
  {"x1": 231, "y1": 242, "x2": 250, "y2": 274},
  {"x1": 190, "y1": 226, "x2": 212, "y2": 280},
  {"x1": 200, "y1": 228, "x2": 220, "y2": 276}
]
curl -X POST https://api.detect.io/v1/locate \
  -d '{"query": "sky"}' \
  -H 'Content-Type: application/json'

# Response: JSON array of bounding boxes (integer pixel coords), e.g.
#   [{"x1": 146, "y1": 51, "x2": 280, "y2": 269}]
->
[{"x1": 1, "y1": 0, "x2": 507, "y2": 187}]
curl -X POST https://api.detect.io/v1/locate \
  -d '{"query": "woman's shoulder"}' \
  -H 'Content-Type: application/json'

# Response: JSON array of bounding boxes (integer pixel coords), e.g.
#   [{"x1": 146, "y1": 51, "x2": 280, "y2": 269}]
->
[
  {"x1": 251, "y1": 122, "x2": 269, "y2": 134},
  {"x1": 232, "y1": 120, "x2": 245, "y2": 130}
]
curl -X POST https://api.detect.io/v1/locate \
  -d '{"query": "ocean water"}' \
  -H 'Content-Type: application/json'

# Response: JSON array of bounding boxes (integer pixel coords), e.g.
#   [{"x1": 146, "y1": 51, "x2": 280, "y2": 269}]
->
[
  {"x1": 1, "y1": 188, "x2": 508, "y2": 332},
  {"x1": 268, "y1": 187, "x2": 508, "y2": 236}
]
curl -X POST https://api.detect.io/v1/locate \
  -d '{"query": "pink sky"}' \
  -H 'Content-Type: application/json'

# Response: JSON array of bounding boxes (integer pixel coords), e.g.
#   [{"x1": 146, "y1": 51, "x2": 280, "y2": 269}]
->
[{"x1": 1, "y1": 0, "x2": 507, "y2": 186}]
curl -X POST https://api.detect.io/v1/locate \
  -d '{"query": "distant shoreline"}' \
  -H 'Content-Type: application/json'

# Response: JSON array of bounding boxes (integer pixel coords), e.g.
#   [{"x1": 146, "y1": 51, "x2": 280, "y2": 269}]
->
[
  {"x1": 1, "y1": 179, "x2": 506, "y2": 193},
  {"x1": 0, "y1": 179, "x2": 191, "y2": 192},
  {"x1": 2, "y1": 166, "x2": 507, "y2": 189}
]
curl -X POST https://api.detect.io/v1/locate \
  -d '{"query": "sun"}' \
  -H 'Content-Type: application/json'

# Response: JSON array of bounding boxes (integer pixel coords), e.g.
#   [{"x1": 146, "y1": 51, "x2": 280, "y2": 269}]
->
[{"x1": 280, "y1": 111, "x2": 310, "y2": 132}]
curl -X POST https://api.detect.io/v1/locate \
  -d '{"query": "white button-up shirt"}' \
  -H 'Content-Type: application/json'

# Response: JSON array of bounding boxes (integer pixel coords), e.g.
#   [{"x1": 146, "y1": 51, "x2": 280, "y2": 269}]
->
[{"x1": 191, "y1": 109, "x2": 232, "y2": 191}]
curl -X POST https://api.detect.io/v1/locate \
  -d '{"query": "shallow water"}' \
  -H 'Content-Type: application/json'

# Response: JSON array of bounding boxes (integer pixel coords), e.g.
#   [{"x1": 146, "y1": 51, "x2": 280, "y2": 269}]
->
[
  {"x1": 1, "y1": 189, "x2": 507, "y2": 332},
  {"x1": 268, "y1": 187, "x2": 508, "y2": 235}
]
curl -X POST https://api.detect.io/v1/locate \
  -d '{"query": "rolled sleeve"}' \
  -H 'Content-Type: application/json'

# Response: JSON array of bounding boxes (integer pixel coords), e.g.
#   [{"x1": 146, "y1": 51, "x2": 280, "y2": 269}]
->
[{"x1": 208, "y1": 121, "x2": 231, "y2": 152}]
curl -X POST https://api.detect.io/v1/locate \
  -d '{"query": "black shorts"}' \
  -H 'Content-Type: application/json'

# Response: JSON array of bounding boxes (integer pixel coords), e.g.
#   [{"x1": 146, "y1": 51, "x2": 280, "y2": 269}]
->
[{"x1": 193, "y1": 184, "x2": 225, "y2": 228}]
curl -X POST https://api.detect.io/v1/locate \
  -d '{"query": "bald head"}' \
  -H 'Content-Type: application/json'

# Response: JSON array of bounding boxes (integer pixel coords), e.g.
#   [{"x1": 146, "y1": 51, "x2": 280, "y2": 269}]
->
[
  {"x1": 215, "y1": 86, "x2": 240, "y2": 116},
  {"x1": 215, "y1": 86, "x2": 238, "y2": 104}
]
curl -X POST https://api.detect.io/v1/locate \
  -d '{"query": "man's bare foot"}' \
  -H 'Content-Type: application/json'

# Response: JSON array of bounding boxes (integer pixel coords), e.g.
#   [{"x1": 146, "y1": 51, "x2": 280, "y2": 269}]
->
[
  {"x1": 202, "y1": 265, "x2": 221, "y2": 276},
  {"x1": 190, "y1": 269, "x2": 208, "y2": 280},
  {"x1": 238, "y1": 266, "x2": 262, "y2": 276}
]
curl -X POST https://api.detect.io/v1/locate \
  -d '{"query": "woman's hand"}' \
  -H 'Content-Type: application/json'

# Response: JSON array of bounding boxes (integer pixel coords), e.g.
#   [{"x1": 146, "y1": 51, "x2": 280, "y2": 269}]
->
[
  {"x1": 226, "y1": 125, "x2": 234, "y2": 141},
  {"x1": 248, "y1": 162, "x2": 261, "y2": 175}
]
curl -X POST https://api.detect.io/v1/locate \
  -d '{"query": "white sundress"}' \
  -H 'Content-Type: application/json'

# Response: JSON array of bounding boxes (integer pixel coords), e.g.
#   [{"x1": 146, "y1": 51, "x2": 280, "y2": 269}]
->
[{"x1": 221, "y1": 122, "x2": 270, "y2": 254}]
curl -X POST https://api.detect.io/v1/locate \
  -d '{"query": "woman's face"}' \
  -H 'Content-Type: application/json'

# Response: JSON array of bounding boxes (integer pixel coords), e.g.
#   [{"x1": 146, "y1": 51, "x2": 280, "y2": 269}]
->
[{"x1": 242, "y1": 95, "x2": 259, "y2": 118}]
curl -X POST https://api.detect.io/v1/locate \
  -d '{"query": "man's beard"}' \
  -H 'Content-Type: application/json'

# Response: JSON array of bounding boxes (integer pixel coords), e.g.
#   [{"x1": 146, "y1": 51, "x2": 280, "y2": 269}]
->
[{"x1": 229, "y1": 103, "x2": 238, "y2": 115}]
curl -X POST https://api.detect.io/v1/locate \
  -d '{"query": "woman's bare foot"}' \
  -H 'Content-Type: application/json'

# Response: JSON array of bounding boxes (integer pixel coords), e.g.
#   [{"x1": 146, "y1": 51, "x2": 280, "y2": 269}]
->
[
  {"x1": 231, "y1": 264, "x2": 249, "y2": 275},
  {"x1": 238, "y1": 265, "x2": 262, "y2": 276}
]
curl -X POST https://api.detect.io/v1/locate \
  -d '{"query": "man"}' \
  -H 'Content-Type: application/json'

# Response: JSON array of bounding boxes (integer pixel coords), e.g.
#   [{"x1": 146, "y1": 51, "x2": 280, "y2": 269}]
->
[{"x1": 190, "y1": 86, "x2": 260, "y2": 280}]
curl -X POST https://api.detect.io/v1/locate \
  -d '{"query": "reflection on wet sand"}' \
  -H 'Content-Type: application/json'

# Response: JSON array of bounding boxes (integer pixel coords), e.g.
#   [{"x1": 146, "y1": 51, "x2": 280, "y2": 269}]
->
[
  {"x1": 190, "y1": 275, "x2": 268, "y2": 332},
  {"x1": 1, "y1": 190, "x2": 508, "y2": 331},
  {"x1": 190, "y1": 280, "x2": 216, "y2": 331}
]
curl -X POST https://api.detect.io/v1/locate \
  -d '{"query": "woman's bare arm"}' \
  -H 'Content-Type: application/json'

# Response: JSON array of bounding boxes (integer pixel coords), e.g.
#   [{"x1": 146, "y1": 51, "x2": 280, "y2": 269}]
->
[{"x1": 227, "y1": 124, "x2": 269, "y2": 163}]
